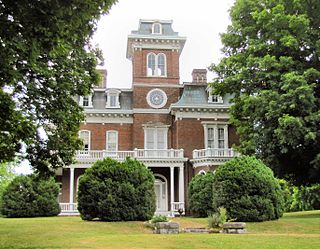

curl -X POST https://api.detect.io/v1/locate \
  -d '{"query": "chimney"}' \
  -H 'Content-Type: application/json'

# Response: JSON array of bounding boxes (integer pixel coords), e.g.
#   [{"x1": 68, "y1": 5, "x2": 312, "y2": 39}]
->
[{"x1": 192, "y1": 69, "x2": 207, "y2": 84}]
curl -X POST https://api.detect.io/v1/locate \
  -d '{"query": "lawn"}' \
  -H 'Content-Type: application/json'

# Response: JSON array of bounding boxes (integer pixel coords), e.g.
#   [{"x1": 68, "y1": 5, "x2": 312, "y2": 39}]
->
[{"x1": 0, "y1": 210, "x2": 319, "y2": 249}]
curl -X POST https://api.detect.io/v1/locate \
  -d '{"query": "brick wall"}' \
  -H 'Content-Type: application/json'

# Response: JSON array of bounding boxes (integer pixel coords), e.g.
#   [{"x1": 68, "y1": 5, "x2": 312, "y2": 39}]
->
[
  {"x1": 80, "y1": 123, "x2": 133, "y2": 151},
  {"x1": 132, "y1": 113, "x2": 173, "y2": 149},
  {"x1": 132, "y1": 49, "x2": 180, "y2": 84},
  {"x1": 133, "y1": 86, "x2": 180, "y2": 109}
]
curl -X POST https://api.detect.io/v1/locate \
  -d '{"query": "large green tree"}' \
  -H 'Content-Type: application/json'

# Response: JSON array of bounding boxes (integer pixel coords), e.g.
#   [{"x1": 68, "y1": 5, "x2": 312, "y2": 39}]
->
[
  {"x1": 210, "y1": 0, "x2": 320, "y2": 184},
  {"x1": 0, "y1": 0, "x2": 117, "y2": 175}
]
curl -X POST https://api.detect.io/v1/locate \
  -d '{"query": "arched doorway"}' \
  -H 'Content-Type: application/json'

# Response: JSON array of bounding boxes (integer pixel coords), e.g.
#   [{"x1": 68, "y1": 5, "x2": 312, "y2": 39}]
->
[{"x1": 154, "y1": 174, "x2": 168, "y2": 212}]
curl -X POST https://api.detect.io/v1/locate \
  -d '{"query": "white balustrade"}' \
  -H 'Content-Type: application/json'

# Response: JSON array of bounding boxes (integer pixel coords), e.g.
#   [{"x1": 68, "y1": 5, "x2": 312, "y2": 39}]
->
[
  {"x1": 76, "y1": 149, "x2": 184, "y2": 161},
  {"x1": 60, "y1": 203, "x2": 78, "y2": 212},
  {"x1": 192, "y1": 148, "x2": 238, "y2": 159},
  {"x1": 171, "y1": 202, "x2": 185, "y2": 213}
]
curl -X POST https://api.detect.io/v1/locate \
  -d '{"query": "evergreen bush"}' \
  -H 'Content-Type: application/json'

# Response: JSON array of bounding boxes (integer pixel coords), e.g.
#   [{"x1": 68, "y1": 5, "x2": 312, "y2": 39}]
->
[
  {"x1": 77, "y1": 158, "x2": 156, "y2": 221},
  {"x1": 212, "y1": 156, "x2": 284, "y2": 222},
  {"x1": 1, "y1": 175, "x2": 60, "y2": 217},
  {"x1": 188, "y1": 172, "x2": 215, "y2": 217}
]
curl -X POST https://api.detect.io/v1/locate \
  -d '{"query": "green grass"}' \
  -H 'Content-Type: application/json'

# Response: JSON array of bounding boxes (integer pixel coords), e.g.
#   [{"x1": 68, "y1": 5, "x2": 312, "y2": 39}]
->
[{"x1": 0, "y1": 211, "x2": 319, "y2": 249}]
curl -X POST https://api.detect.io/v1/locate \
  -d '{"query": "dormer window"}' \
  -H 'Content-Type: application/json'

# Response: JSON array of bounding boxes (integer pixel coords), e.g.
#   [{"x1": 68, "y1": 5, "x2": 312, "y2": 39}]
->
[
  {"x1": 207, "y1": 87, "x2": 223, "y2": 103},
  {"x1": 106, "y1": 89, "x2": 120, "y2": 108},
  {"x1": 147, "y1": 53, "x2": 166, "y2": 77},
  {"x1": 79, "y1": 95, "x2": 93, "y2": 108},
  {"x1": 152, "y1": 23, "x2": 162, "y2": 34}
]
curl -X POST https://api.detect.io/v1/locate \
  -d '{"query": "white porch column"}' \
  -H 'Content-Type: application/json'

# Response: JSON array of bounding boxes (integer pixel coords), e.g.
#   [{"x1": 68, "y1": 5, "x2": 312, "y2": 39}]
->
[
  {"x1": 69, "y1": 167, "x2": 75, "y2": 209},
  {"x1": 179, "y1": 166, "x2": 185, "y2": 205},
  {"x1": 170, "y1": 166, "x2": 174, "y2": 211}
]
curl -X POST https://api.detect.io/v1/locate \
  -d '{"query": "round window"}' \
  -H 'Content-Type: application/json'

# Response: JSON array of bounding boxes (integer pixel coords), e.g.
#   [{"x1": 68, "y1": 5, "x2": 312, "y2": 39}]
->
[{"x1": 146, "y1": 89, "x2": 167, "y2": 109}]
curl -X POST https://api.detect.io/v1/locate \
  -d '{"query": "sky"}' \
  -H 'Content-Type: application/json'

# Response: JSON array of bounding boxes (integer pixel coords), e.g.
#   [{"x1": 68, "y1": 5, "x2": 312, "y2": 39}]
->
[
  {"x1": 93, "y1": 0, "x2": 235, "y2": 88},
  {"x1": 16, "y1": 0, "x2": 235, "y2": 175}
]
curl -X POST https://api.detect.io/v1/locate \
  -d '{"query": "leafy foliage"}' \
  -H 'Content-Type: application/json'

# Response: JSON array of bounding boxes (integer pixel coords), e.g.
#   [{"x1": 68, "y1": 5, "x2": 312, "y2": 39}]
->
[
  {"x1": 188, "y1": 172, "x2": 215, "y2": 217},
  {"x1": 290, "y1": 184, "x2": 320, "y2": 211},
  {"x1": 212, "y1": 156, "x2": 284, "y2": 222},
  {"x1": 77, "y1": 158, "x2": 156, "y2": 221},
  {"x1": 0, "y1": 163, "x2": 15, "y2": 209},
  {"x1": 0, "y1": 0, "x2": 117, "y2": 175},
  {"x1": 208, "y1": 207, "x2": 227, "y2": 229},
  {"x1": 150, "y1": 215, "x2": 169, "y2": 224},
  {"x1": 1, "y1": 175, "x2": 60, "y2": 217},
  {"x1": 210, "y1": 0, "x2": 320, "y2": 184}
]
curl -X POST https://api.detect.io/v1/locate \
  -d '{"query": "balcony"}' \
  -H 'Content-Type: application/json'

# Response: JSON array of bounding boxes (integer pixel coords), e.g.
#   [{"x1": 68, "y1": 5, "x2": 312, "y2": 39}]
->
[
  {"x1": 75, "y1": 149, "x2": 186, "y2": 166},
  {"x1": 191, "y1": 148, "x2": 239, "y2": 168}
]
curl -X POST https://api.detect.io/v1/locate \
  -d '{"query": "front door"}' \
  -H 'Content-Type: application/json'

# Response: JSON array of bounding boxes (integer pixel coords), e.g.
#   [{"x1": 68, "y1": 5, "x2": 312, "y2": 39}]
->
[{"x1": 154, "y1": 178, "x2": 167, "y2": 212}]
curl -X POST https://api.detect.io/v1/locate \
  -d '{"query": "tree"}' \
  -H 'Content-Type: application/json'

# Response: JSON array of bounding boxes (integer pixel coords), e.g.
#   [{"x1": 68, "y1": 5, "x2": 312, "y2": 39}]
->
[
  {"x1": 210, "y1": 0, "x2": 320, "y2": 185},
  {"x1": 188, "y1": 172, "x2": 215, "y2": 217},
  {"x1": 1, "y1": 175, "x2": 60, "y2": 217},
  {"x1": 78, "y1": 158, "x2": 156, "y2": 221},
  {"x1": 0, "y1": 0, "x2": 117, "y2": 175},
  {"x1": 0, "y1": 163, "x2": 15, "y2": 208},
  {"x1": 212, "y1": 156, "x2": 284, "y2": 222}
]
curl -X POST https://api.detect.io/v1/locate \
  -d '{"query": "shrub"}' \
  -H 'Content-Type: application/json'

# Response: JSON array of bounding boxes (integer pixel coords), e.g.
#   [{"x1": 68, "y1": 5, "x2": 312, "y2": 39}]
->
[
  {"x1": 1, "y1": 175, "x2": 60, "y2": 217},
  {"x1": 77, "y1": 157, "x2": 156, "y2": 221},
  {"x1": 208, "y1": 207, "x2": 227, "y2": 229},
  {"x1": 290, "y1": 184, "x2": 320, "y2": 211},
  {"x1": 150, "y1": 215, "x2": 168, "y2": 223},
  {"x1": 212, "y1": 156, "x2": 284, "y2": 222},
  {"x1": 188, "y1": 172, "x2": 215, "y2": 217},
  {"x1": 277, "y1": 179, "x2": 294, "y2": 212}
]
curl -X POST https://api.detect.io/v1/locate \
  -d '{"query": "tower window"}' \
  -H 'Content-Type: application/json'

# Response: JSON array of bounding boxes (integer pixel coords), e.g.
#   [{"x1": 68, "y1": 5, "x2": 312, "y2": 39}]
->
[
  {"x1": 152, "y1": 23, "x2": 162, "y2": 34},
  {"x1": 147, "y1": 53, "x2": 167, "y2": 77}
]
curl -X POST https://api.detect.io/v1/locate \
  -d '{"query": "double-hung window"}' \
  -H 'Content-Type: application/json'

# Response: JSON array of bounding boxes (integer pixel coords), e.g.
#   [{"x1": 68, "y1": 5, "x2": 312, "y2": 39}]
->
[
  {"x1": 106, "y1": 89, "x2": 120, "y2": 108},
  {"x1": 203, "y1": 123, "x2": 228, "y2": 155},
  {"x1": 79, "y1": 130, "x2": 90, "y2": 154},
  {"x1": 144, "y1": 127, "x2": 168, "y2": 157},
  {"x1": 106, "y1": 131, "x2": 118, "y2": 152},
  {"x1": 79, "y1": 95, "x2": 93, "y2": 108}
]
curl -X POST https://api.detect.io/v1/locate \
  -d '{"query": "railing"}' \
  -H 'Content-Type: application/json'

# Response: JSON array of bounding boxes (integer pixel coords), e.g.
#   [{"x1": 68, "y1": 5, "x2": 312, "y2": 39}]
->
[
  {"x1": 134, "y1": 149, "x2": 184, "y2": 159},
  {"x1": 76, "y1": 150, "x2": 135, "y2": 160},
  {"x1": 60, "y1": 203, "x2": 78, "y2": 213},
  {"x1": 193, "y1": 148, "x2": 238, "y2": 159},
  {"x1": 76, "y1": 149, "x2": 184, "y2": 161},
  {"x1": 171, "y1": 202, "x2": 185, "y2": 213}
]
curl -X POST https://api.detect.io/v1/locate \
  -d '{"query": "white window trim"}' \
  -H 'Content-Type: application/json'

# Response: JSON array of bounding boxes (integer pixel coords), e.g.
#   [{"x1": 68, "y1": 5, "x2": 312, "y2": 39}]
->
[
  {"x1": 79, "y1": 95, "x2": 93, "y2": 108},
  {"x1": 106, "y1": 130, "x2": 118, "y2": 151},
  {"x1": 203, "y1": 123, "x2": 228, "y2": 149},
  {"x1": 152, "y1": 23, "x2": 162, "y2": 34},
  {"x1": 198, "y1": 170, "x2": 207, "y2": 175},
  {"x1": 143, "y1": 126, "x2": 168, "y2": 149},
  {"x1": 147, "y1": 53, "x2": 167, "y2": 77},
  {"x1": 79, "y1": 130, "x2": 91, "y2": 151},
  {"x1": 106, "y1": 89, "x2": 121, "y2": 108},
  {"x1": 207, "y1": 87, "x2": 223, "y2": 103},
  {"x1": 146, "y1": 88, "x2": 168, "y2": 109}
]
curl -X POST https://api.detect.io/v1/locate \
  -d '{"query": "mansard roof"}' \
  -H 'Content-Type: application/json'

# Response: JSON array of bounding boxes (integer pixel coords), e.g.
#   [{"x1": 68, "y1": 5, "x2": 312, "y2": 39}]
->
[
  {"x1": 171, "y1": 83, "x2": 208, "y2": 107},
  {"x1": 131, "y1": 19, "x2": 178, "y2": 36}
]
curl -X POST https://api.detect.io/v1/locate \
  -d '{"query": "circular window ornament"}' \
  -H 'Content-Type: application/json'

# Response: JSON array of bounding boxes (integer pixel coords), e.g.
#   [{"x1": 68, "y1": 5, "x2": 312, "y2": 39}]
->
[{"x1": 146, "y1": 89, "x2": 167, "y2": 109}]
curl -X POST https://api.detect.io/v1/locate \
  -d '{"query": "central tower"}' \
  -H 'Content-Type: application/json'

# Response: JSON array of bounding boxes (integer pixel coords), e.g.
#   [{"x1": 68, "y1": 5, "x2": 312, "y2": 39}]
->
[{"x1": 127, "y1": 19, "x2": 186, "y2": 85}]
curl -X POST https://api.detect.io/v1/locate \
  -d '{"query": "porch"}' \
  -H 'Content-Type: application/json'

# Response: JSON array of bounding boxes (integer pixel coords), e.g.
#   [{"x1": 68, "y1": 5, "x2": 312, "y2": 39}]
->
[
  {"x1": 59, "y1": 148, "x2": 187, "y2": 217},
  {"x1": 191, "y1": 148, "x2": 239, "y2": 167}
]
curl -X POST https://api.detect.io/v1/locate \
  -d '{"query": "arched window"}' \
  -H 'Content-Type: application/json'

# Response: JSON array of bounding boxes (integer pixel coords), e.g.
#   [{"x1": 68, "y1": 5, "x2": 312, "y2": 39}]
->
[
  {"x1": 152, "y1": 23, "x2": 162, "y2": 34},
  {"x1": 198, "y1": 170, "x2": 206, "y2": 175},
  {"x1": 147, "y1": 53, "x2": 156, "y2": 76},
  {"x1": 147, "y1": 53, "x2": 166, "y2": 77},
  {"x1": 106, "y1": 130, "x2": 118, "y2": 151},
  {"x1": 79, "y1": 130, "x2": 90, "y2": 151},
  {"x1": 157, "y1": 53, "x2": 166, "y2": 76}
]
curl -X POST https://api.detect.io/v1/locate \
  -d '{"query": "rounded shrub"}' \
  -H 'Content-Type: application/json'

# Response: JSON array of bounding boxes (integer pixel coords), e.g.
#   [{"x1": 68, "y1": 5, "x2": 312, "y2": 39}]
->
[
  {"x1": 77, "y1": 157, "x2": 156, "y2": 221},
  {"x1": 1, "y1": 175, "x2": 60, "y2": 217},
  {"x1": 188, "y1": 172, "x2": 215, "y2": 217},
  {"x1": 212, "y1": 156, "x2": 284, "y2": 222}
]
